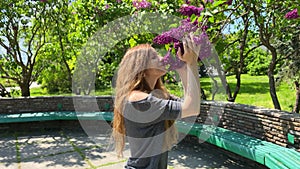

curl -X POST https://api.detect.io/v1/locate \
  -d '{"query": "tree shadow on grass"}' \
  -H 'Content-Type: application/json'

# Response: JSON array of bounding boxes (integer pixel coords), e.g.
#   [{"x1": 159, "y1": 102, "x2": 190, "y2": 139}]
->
[
  {"x1": 201, "y1": 81, "x2": 270, "y2": 98},
  {"x1": 233, "y1": 82, "x2": 270, "y2": 94}
]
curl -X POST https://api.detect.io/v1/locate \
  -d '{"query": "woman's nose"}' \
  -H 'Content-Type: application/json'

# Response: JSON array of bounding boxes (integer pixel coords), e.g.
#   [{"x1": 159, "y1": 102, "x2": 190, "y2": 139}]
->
[{"x1": 158, "y1": 56, "x2": 164, "y2": 63}]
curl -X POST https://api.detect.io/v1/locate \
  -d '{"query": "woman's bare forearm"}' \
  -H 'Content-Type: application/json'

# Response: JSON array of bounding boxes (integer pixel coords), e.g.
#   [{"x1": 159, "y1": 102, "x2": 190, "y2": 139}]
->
[{"x1": 179, "y1": 62, "x2": 201, "y2": 118}]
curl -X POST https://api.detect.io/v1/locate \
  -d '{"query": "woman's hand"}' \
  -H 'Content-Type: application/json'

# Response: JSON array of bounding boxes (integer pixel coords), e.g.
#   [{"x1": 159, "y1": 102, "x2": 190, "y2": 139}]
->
[{"x1": 177, "y1": 34, "x2": 200, "y2": 65}]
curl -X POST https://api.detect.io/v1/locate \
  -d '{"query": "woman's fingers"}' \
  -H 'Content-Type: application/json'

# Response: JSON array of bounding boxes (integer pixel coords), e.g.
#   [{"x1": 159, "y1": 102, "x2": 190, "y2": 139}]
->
[
  {"x1": 179, "y1": 34, "x2": 200, "y2": 63},
  {"x1": 188, "y1": 34, "x2": 194, "y2": 48},
  {"x1": 177, "y1": 47, "x2": 182, "y2": 59},
  {"x1": 189, "y1": 33, "x2": 196, "y2": 49},
  {"x1": 188, "y1": 33, "x2": 201, "y2": 57},
  {"x1": 182, "y1": 38, "x2": 189, "y2": 51},
  {"x1": 183, "y1": 36, "x2": 194, "y2": 55}
]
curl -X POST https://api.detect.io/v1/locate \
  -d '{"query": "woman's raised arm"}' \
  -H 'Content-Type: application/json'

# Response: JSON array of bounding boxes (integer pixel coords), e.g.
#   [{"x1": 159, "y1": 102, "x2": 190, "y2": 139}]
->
[{"x1": 176, "y1": 36, "x2": 201, "y2": 118}]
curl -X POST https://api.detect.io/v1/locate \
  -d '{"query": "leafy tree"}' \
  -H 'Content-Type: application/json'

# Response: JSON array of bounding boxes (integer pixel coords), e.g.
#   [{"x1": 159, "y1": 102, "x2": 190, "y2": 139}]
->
[
  {"x1": 72, "y1": 0, "x2": 184, "y2": 95},
  {"x1": 276, "y1": 10, "x2": 300, "y2": 113},
  {"x1": 245, "y1": 47, "x2": 270, "y2": 76},
  {"x1": 37, "y1": 0, "x2": 80, "y2": 93},
  {"x1": 0, "y1": 0, "x2": 55, "y2": 96},
  {"x1": 242, "y1": 0, "x2": 299, "y2": 110},
  {"x1": 194, "y1": 1, "x2": 261, "y2": 102}
]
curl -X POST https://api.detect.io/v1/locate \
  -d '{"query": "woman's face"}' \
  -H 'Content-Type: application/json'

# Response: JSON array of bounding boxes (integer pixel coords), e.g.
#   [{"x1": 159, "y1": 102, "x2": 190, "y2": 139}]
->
[{"x1": 145, "y1": 50, "x2": 166, "y2": 78}]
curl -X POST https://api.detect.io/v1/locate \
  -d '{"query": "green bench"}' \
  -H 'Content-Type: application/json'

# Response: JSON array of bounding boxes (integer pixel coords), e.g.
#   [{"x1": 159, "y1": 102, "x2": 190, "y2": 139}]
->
[
  {"x1": 176, "y1": 121, "x2": 300, "y2": 169},
  {"x1": 0, "y1": 111, "x2": 113, "y2": 123},
  {"x1": 1, "y1": 111, "x2": 300, "y2": 168}
]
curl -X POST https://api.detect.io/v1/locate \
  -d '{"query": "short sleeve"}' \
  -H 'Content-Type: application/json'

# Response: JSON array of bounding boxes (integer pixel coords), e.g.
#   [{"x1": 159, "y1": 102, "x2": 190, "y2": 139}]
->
[
  {"x1": 124, "y1": 94, "x2": 182, "y2": 124},
  {"x1": 159, "y1": 98, "x2": 182, "y2": 120}
]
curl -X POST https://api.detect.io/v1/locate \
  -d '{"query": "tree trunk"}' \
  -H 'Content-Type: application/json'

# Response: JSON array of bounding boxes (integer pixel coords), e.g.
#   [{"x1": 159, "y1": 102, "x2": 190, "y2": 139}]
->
[
  {"x1": 20, "y1": 82, "x2": 30, "y2": 97},
  {"x1": 268, "y1": 50, "x2": 281, "y2": 110},
  {"x1": 19, "y1": 71, "x2": 31, "y2": 97},
  {"x1": 209, "y1": 52, "x2": 233, "y2": 102},
  {"x1": 294, "y1": 81, "x2": 300, "y2": 113}
]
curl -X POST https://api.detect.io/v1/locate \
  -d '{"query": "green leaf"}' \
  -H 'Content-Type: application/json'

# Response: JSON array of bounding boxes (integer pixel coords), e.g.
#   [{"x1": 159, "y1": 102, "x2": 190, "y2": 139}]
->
[
  {"x1": 129, "y1": 38, "x2": 137, "y2": 47},
  {"x1": 165, "y1": 44, "x2": 171, "y2": 51},
  {"x1": 197, "y1": 15, "x2": 204, "y2": 23},
  {"x1": 208, "y1": 16, "x2": 215, "y2": 23},
  {"x1": 212, "y1": 0, "x2": 226, "y2": 7},
  {"x1": 191, "y1": 15, "x2": 198, "y2": 23},
  {"x1": 169, "y1": 23, "x2": 179, "y2": 28}
]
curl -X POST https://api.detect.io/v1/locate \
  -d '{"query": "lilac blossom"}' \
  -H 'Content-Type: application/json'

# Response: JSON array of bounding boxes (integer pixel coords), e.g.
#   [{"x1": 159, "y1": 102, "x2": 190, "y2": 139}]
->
[
  {"x1": 182, "y1": 18, "x2": 199, "y2": 26},
  {"x1": 153, "y1": 18, "x2": 199, "y2": 45},
  {"x1": 153, "y1": 29, "x2": 180, "y2": 45},
  {"x1": 132, "y1": 0, "x2": 152, "y2": 10},
  {"x1": 181, "y1": 18, "x2": 199, "y2": 32},
  {"x1": 201, "y1": 25, "x2": 208, "y2": 31},
  {"x1": 154, "y1": 8, "x2": 212, "y2": 68},
  {"x1": 179, "y1": 5, "x2": 204, "y2": 17},
  {"x1": 225, "y1": 0, "x2": 233, "y2": 5},
  {"x1": 116, "y1": 0, "x2": 122, "y2": 3},
  {"x1": 285, "y1": 9, "x2": 299, "y2": 19},
  {"x1": 193, "y1": 32, "x2": 211, "y2": 60},
  {"x1": 161, "y1": 48, "x2": 185, "y2": 71}
]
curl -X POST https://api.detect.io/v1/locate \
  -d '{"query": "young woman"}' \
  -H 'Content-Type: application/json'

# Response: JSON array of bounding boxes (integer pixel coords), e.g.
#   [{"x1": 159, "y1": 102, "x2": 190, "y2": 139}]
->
[{"x1": 112, "y1": 37, "x2": 200, "y2": 169}]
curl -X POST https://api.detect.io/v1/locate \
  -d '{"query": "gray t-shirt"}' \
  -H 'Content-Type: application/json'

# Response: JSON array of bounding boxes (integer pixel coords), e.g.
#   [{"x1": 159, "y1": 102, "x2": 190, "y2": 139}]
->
[{"x1": 123, "y1": 93, "x2": 182, "y2": 169}]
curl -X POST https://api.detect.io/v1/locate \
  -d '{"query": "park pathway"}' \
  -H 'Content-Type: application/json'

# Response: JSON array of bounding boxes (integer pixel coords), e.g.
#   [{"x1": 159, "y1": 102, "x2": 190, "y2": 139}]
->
[{"x1": 0, "y1": 126, "x2": 257, "y2": 169}]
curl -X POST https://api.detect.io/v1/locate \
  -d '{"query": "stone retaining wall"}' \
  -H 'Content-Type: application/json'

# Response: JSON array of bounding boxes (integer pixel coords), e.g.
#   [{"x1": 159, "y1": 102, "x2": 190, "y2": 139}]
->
[
  {"x1": 198, "y1": 101, "x2": 300, "y2": 152},
  {"x1": 0, "y1": 96, "x2": 299, "y2": 151},
  {"x1": 0, "y1": 96, "x2": 114, "y2": 113}
]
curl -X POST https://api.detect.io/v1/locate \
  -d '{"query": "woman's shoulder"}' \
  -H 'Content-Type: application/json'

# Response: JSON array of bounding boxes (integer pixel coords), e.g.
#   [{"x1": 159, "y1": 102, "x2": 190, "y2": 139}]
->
[{"x1": 128, "y1": 90, "x2": 150, "y2": 102}]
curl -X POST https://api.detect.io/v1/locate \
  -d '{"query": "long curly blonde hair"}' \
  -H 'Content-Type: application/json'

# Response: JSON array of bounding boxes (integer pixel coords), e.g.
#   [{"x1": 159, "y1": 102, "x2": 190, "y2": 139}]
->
[{"x1": 112, "y1": 44, "x2": 178, "y2": 157}]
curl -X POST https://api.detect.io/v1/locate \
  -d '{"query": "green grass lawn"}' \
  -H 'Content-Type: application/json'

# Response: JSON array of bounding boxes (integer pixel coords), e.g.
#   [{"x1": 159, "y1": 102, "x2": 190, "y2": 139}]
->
[
  {"x1": 4, "y1": 74, "x2": 296, "y2": 112},
  {"x1": 200, "y1": 74, "x2": 295, "y2": 112},
  {"x1": 0, "y1": 78, "x2": 17, "y2": 87},
  {"x1": 30, "y1": 87, "x2": 115, "y2": 97},
  {"x1": 166, "y1": 74, "x2": 295, "y2": 112}
]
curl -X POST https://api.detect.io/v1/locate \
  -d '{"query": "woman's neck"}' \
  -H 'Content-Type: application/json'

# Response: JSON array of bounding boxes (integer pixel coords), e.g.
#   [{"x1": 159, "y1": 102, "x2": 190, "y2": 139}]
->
[{"x1": 144, "y1": 76, "x2": 158, "y2": 91}]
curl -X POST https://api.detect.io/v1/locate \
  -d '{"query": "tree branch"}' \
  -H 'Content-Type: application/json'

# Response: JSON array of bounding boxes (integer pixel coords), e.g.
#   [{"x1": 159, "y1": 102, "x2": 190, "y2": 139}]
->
[
  {"x1": 0, "y1": 40, "x2": 14, "y2": 56},
  {"x1": 251, "y1": 5, "x2": 268, "y2": 46},
  {"x1": 244, "y1": 44, "x2": 262, "y2": 57},
  {"x1": 225, "y1": 38, "x2": 240, "y2": 49}
]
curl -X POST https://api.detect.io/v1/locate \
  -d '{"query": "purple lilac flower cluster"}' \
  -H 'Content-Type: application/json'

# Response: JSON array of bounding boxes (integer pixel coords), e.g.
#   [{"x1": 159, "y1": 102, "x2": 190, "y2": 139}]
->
[
  {"x1": 225, "y1": 0, "x2": 233, "y2": 5},
  {"x1": 153, "y1": 28, "x2": 180, "y2": 45},
  {"x1": 161, "y1": 31, "x2": 212, "y2": 70},
  {"x1": 161, "y1": 48, "x2": 185, "y2": 71},
  {"x1": 285, "y1": 9, "x2": 299, "y2": 19},
  {"x1": 179, "y1": 5, "x2": 204, "y2": 17},
  {"x1": 193, "y1": 32, "x2": 211, "y2": 60},
  {"x1": 132, "y1": 0, "x2": 152, "y2": 10},
  {"x1": 154, "y1": 3, "x2": 214, "y2": 70},
  {"x1": 153, "y1": 18, "x2": 199, "y2": 45},
  {"x1": 154, "y1": 16, "x2": 212, "y2": 70}
]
